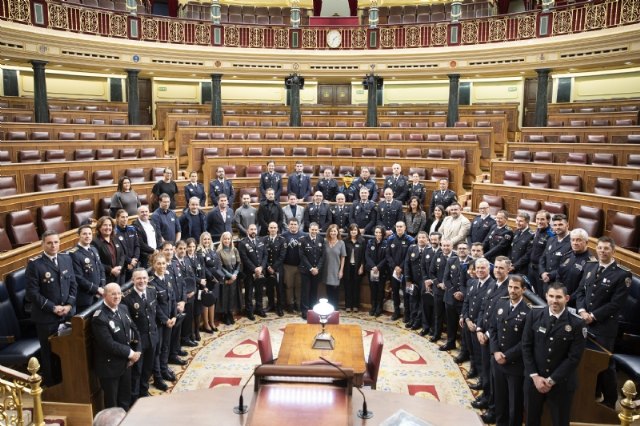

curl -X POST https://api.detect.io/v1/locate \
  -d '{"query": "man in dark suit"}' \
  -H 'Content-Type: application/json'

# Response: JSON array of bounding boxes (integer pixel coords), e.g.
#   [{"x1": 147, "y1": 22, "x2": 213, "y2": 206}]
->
[
  {"x1": 205, "y1": 193, "x2": 234, "y2": 242},
  {"x1": 304, "y1": 191, "x2": 333, "y2": 232},
  {"x1": 92, "y1": 283, "x2": 141, "y2": 410},
  {"x1": 257, "y1": 188, "x2": 285, "y2": 236},
  {"x1": 133, "y1": 205, "x2": 162, "y2": 268},
  {"x1": 558, "y1": 228, "x2": 595, "y2": 300},
  {"x1": 377, "y1": 188, "x2": 404, "y2": 237},
  {"x1": 427, "y1": 238, "x2": 455, "y2": 343},
  {"x1": 316, "y1": 168, "x2": 339, "y2": 202},
  {"x1": 179, "y1": 197, "x2": 207, "y2": 242},
  {"x1": 264, "y1": 222, "x2": 287, "y2": 317},
  {"x1": 209, "y1": 166, "x2": 234, "y2": 207},
  {"x1": 528, "y1": 210, "x2": 555, "y2": 296},
  {"x1": 443, "y1": 242, "x2": 471, "y2": 355},
  {"x1": 510, "y1": 212, "x2": 534, "y2": 275},
  {"x1": 404, "y1": 231, "x2": 429, "y2": 331},
  {"x1": 25, "y1": 230, "x2": 78, "y2": 386},
  {"x1": 383, "y1": 163, "x2": 409, "y2": 203},
  {"x1": 122, "y1": 268, "x2": 158, "y2": 402},
  {"x1": 488, "y1": 275, "x2": 531, "y2": 426},
  {"x1": 385, "y1": 221, "x2": 415, "y2": 321},
  {"x1": 483, "y1": 210, "x2": 514, "y2": 263},
  {"x1": 351, "y1": 167, "x2": 378, "y2": 201},
  {"x1": 287, "y1": 161, "x2": 312, "y2": 201},
  {"x1": 259, "y1": 160, "x2": 282, "y2": 201},
  {"x1": 350, "y1": 187, "x2": 377, "y2": 236},
  {"x1": 522, "y1": 282, "x2": 586, "y2": 426},
  {"x1": 429, "y1": 178, "x2": 457, "y2": 215},
  {"x1": 184, "y1": 170, "x2": 206, "y2": 207},
  {"x1": 298, "y1": 222, "x2": 325, "y2": 320},
  {"x1": 574, "y1": 236, "x2": 630, "y2": 409},
  {"x1": 330, "y1": 193, "x2": 351, "y2": 233},
  {"x1": 70, "y1": 224, "x2": 105, "y2": 313},
  {"x1": 239, "y1": 224, "x2": 267, "y2": 320},
  {"x1": 151, "y1": 193, "x2": 181, "y2": 244},
  {"x1": 539, "y1": 214, "x2": 572, "y2": 293}
]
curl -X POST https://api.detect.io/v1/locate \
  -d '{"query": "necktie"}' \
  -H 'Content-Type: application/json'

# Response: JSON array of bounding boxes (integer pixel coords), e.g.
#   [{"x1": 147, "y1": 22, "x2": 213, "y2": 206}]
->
[
  {"x1": 141, "y1": 292, "x2": 146, "y2": 301},
  {"x1": 511, "y1": 305, "x2": 515, "y2": 313},
  {"x1": 549, "y1": 315, "x2": 557, "y2": 331},
  {"x1": 596, "y1": 265, "x2": 605, "y2": 279},
  {"x1": 53, "y1": 256, "x2": 58, "y2": 267}
]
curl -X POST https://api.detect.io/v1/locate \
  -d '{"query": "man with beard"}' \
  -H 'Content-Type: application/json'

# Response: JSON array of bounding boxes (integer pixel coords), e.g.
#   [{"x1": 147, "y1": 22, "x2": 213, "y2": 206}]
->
[
  {"x1": 528, "y1": 210, "x2": 554, "y2": 296},
  {"x1": 209, "y1": 166, "x2": 234, "y2": 207},
  {"x1": 539, "y1": 214, "x2": 572, "y2": 294},
  {"x1": 257, "y1": 188, "x2": 285, "y2": 236},
  {"x1": 238, "y1": 224, "x2": 267, "y2": 320},
  {"x1": 510, "y1": 212, "x2": 534, "y2": 276}
]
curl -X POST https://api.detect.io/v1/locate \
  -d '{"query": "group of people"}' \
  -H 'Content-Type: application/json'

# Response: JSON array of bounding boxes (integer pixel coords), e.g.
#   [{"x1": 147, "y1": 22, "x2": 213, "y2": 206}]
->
[{"x1": 25, "y1": 160, "x2": 632, "y2": 426}]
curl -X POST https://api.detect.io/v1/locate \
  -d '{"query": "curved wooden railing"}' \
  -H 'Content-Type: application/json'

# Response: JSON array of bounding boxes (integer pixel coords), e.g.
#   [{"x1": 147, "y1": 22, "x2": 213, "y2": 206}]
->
[{"x1": 0, "y1": 0, "x2": 639, "y2": 49}]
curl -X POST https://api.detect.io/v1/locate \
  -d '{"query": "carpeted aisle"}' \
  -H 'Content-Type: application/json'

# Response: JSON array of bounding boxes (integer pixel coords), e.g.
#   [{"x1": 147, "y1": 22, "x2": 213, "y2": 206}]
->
[{"x1": 158, "y1": 313, "x2": 476, "y2": 410}]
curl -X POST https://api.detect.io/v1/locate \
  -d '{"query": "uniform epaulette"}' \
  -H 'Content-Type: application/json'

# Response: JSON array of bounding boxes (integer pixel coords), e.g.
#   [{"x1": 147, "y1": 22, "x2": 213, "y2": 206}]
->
[
  {"x1": 530, "y1": 305, "x2": 546, "y2": 309},
  {"x1": 618, "y1": 264, "x2": 631, "y2": 273},
  {"x1": 586, "y1": 259, "x2": 598, "y2": 263},
  {"x1": 93, "y1": 309, "x2": 101, "y2": 317},
  {"x1": 68, "y1": 247, "x2": 79, "y2": 253},
  {"x1": 28, "y1": 255, "x2": 42, "y2": 262},
  {"x1": 500, "y1": 295, "x2": 509, "y2": 299},
  {"x1": 570, "y1": 310, "x2": 582, "y2": 319}
]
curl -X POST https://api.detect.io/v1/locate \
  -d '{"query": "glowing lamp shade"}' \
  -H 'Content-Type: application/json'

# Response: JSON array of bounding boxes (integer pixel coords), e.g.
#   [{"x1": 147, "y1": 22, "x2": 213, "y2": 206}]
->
[{"x1": 312, "y1": 298, "x2": 335, "y2": 350}]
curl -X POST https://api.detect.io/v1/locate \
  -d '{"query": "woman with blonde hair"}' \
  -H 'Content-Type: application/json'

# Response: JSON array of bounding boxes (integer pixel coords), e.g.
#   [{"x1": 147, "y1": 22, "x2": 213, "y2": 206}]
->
[
  {"x1": 216, "y1": 231, "x2": 241, "y2": 325},
  {"x1": 197, "y1": 232, "x2": 223, "y2": 332}
]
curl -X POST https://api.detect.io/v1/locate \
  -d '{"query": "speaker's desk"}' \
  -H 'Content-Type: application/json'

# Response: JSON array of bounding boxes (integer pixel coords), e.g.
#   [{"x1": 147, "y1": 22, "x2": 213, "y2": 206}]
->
[{"x1": 276, "y1": 323, "x2": 367, "y2": 386}]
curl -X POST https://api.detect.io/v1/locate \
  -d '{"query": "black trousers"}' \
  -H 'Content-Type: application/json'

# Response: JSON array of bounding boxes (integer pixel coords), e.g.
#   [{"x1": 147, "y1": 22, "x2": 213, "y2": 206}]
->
[
  {"x1": 265, "y1": 271, "x2": 285, "y2": 310},
  {"x1": 525, "y1": 376, "x2": 575, "y2": 426},
  {"x1": 368, "y1": 274, "x2": 385, "y2": 313},
  {"x1": 469, "y1": 328, "x2": 483, "y2": 379},
  {"x1": 409, "y1": 291, "x2": 422, "y2": 325},
  {"x1": 492, "y1": 360, "x2": 524, "y2": 426},
  {"x1": 99, "y1": 368, "x2": 132, "y2": 411},
  {"x1": 390, "y1": 276, "x2": 403, "y2": 314},
  {"x1": 244, "y1": 274, "x2": 265, "y2": 314},
  {"x1": 169, "y1": 314, "x2": 185, "y2": 358},
  {"x1": 444, "y1": 302, "x2": 462, "y2": 346},
  {"x1": 421, "y1": 292, "x2": 434, "y2": 331},
  {"x1": 132, "y1": 334, "x2": 157, "y2": 400},
  {"x1": 432, "y1": 292, "x2": 445, "y2": 338},
  {"x1": 480, "y1": 341, "x2": 493, "y2": 399},
  {"x1": 153, "y1": 324, "x2": 172, "y2": 377},
  {"x1": 343, "y1": 264, "x2": 361, "y2": 309},
  {"x1": 590, "y1": 335, "x2": 618, "y2": 406},
  {"x1": 300, "y1": 272, "x2": 321, "y2": 315},
  {"x1": 180, "y1": 297, "x2": 195, "y2": 341},
  {"x1": 36, "y1": 322, "x2": 62, "y2": 386}
]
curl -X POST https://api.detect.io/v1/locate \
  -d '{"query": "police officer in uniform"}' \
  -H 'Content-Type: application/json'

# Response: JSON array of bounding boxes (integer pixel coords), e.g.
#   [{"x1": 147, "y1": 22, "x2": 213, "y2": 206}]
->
[
  {"x1": 488, "y1": 275, "x2": 531, "y2": 426},
  {"x1": 174, "y1": 241, "x2": 197, "y2": 347},
  {"x1": 115, "y1": 209, "x2": 141, "y2": 282},
  {"x1": 483, "y1": 210, "x2": 513, "y2": 263},
  {"x1": 239, "y1": 224, "x2": 267, "y2": 320},
  {"x1": 442, "y1": 243, "x2": 471, "y2": 354},
  {"x1": 304, "y1": 191, "x2": 333, "y2": 232},
  {"x1": 164, "y1": 243, "x2": 188, "y2": 365},
  {"x1": 386, "y1": 221, "x2": 415, "y2": 321},
  {"x1": 92, "y1": 283, "x2": 141, "y2": 410},
  {"x1": 404, "y1": 232, "x2": 429, "y2": 331},
  {"x1": 383, "y1": 163, "x2": 409, "y2": 203},
  {"x1": 209, "y1": 166, "x2": 235, "y2": 207},
  {"x1": 70, "y1": 225, "x2": 105, "y2": 313},
  {"x1": 122, "y1": 269, "x2": 158, "y2": 401},
  {"x1": 377, "y1": 188, "x2": 404, "y2": 237},
  {"x1": 427, "y1": 239, "x2": 455, "y2": 343},
  {"x1": 259, "y1": 160, "x2": 282, "y2": 201},
  {"x1": 26, "y1": 231, "x2": 78, "y2": 387},
  {"x1": 429, "y1": 178, "x2": 457, "y2": 215},
  {"x1": 352, "y1": 167, "x2": 378, "y2": 201},
  {"x1": 299, "y1": 222, "x2": 325, "y2": 319},
  {"x1": 264, "y1": 222, "x2": 287, "y2": 317},
  {"x1": 365, "y1": 226, "x2": 388, "y2": 317},
  {"x1": 330, "y1": 193, "x2": 351, "y2": 234},
  {"x1": 350, "y1": 187, "x2": 377, "y2": 236},
  {"x1": 539, "y1": 214, "x2": 572, "y2": 293},
  {"x1": 407, "y1": 172, "x2": 426, "y2": 206},
  {"x1": 574, "y1": 236, "x2": 630, "y2": 409},
  {"x1": 316, "y1": 168, "x2": 339, "y2": 202},
  {"x1": 468, "y1": 201, "x2": 496, "y2": 245},
  {"x1": 418, "y1": 233, "x2": 439, "y2": 336},
  {"x1": 558, "y1": 228, "x2": 594, "y2": 300},
  {"x1": 287, "y1": 161, "x2": 312, "y2": 201},
  {"x1": 528, "y1": 210, "x2": 554, "y2": 296},
  {"x1": 522, "y1": 282, "x2": 586, "y2": 426},
  {"x1": 510, "y1": 212, "x2": 534, "y2": 275}
]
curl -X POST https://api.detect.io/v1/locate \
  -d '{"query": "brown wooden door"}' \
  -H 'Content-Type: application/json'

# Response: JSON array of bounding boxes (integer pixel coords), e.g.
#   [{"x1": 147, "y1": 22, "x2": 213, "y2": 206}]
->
[
  {"x1": 317, "y1": 84, "x2": 351, "y2": 105},
  {"x1": 523, "y1": 77, "x2": 553, "y2": 127},
  {"x1": 138, "y1": 78, "x2": 152, "y2": 125}
]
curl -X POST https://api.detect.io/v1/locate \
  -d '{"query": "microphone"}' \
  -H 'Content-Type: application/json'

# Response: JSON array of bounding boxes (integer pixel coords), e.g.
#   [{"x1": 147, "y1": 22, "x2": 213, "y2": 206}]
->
[
  {"x1": 319, "y1": 356, "x2": 373, "y2": 420},
  {"x1": 233, "y1": 358, "x2": 277, "y2": 415}
]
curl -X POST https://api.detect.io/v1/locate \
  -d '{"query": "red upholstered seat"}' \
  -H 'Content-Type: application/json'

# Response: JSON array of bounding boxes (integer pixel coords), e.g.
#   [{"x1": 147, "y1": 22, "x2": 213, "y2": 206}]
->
[
  {"x1": 384, "y1": 148, "x2": 401, "y2": 158},
  {"x1": 96, "y1": 149, "x2": 116, "y2": 160},
  {"x1": 18, "y1": 150, "x2": 41, "y2": 163},
  {"x1": 362, "y1": 330, "x2": 384, "y2": 390},
  {"x1": 574, "y1": 206, "x2": 604, "y2": 238},
  {"x1": 528, "y1": 173, "x2": 551, "y2": 188},
  {"x1": 503, "y1": 170, "x2": 523, "y2": 186},
  {"x1": 430, "y1": 168, "x2": 450, "y2": 181},
  {"x1": 542, "y1": 201, "x2": 566, "y2": 216},
  {"x1": 71, "y1": 199, "x2": 95, "y2": 228},
  {"x1": 246, "y1": 165, "x2": 263, "y2": 178},
  {"x1": 557, "y1": 175, "x2": 581, "y2": 192},
  {"x1": 124, "y1": 168, "x2": 145, "y2": 183},
  {"x1": 292, "y1": 147, "x2": 308, "y2": 156},
  {"x1": 0, "y1": 176, "x2": 17, "y2": 197},
  {"x1": 93, "y1": 170, "x2": 115, "y2": 186},
  {"x1": 6, "y1": 210, "x2": 39, "y2": 248},
  {"x1": 628, "y1": 181, "x2": 640, "y2": 200},
  {"x1": 591, "y1": 153, "x2": 615, "y2": 166},
  {"x1": 269, "y1": 147, "x2": 285, "y2": 156},
  {"x1": 139, "y1": 148, "x2": 157, "y2": 159},
  {"x1": 566, "y1": 153, "x2": 587, "y2": 165},
  {"x1": 64, "y1": 171, "x2": 88, "y2": 188},
  {"x1": 481, "y1": 195, "x2": 504, "y2": 216},
  {"x1": 409, "y1": 167, "x2": 426, "y2": 179},
  {"x1": 75, "y1": 149, "x2": 95, "y2": 161},
  {"x1": 517, "y1": 199, "x2": 540, "y2": 221},
  {"x1": 608, "y1": 212, "x2": 640, "y2": 250},
  {"x1": 35, "y1": 174, "x2": 60, "y2": 192},
  {"x1": 512, "y1": 151, "x2": 531, "y2": 162},
  {"x1": 45, "y1": 150, "x2": 66, "y2": 162},
  {"x1": 533, "y1": 151, "x2": 553, "y2": 162},
  {"x1": 119, "y1": 148, "x2": 137, "y2": 159},
  {"x1": 258, "y1": 326, "x2": 273, "y2": 365},
  {"x1": 426, "y1": 149, "x2": 443, "y2": 159},
  {"x1": 37, "y1": 205, "x2": 66, "y2": 234},
  {"x1": 593, "y1": 177, "x2": 619, "y2": 196}
]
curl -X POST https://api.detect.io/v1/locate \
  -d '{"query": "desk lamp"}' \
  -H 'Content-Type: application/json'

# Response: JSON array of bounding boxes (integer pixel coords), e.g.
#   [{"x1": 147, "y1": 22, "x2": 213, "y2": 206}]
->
[{"x1": 312, "y1": 298, "x2": 335, "y2": 350}]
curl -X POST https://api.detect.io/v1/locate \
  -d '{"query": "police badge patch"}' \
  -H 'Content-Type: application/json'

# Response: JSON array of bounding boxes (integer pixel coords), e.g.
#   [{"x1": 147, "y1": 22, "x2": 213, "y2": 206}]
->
[{"x1": 582, "y1": 327, "x2": 588, "y2": 338}]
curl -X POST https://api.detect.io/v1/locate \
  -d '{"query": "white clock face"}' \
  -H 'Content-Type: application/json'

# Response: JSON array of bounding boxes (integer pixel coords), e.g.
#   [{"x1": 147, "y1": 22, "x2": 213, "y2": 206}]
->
[{"x1": 326, "y1": 30, "x2": 342, "y2": 48}]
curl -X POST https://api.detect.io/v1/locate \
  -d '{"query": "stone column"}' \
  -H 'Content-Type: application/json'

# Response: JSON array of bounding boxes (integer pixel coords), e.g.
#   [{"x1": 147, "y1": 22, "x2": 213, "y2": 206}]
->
[
  {"x1": 535, "y1": 68, "x2": 551, "y2": 127},
  {"x1": 288, "y1": 74, "x2": 302, "y2": 127},
  {"x1": 365, "y1": 74, "x2": 378, "y2": 127},
  {"x1": 30, "y1": 60, "x2": 49, "y2": 123},
  {"x1": 447, "y1": 73, "x2": 460, "y2": 127},
  {"x1": 211, "y1": 73, "x2": 223, "y2": 126},
  {"x1": 126, "y1": 69, "x2": 140, "y2": 125}
]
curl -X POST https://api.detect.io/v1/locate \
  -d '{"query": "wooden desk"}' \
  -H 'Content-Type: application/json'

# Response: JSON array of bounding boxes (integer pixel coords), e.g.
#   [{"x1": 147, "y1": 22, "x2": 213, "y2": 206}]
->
[
  {"x1": 276, "y1": 324, "x2": 366, "y2": 386},
  {"x1": 120, "y1": 386, "x2": 484, "y2": 426}
]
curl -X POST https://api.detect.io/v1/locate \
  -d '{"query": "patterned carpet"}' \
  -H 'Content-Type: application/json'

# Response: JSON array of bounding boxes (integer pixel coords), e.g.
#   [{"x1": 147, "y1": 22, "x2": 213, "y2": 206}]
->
[{"x1": 155, "y1": 312, "x2": 478, "y2": 411}]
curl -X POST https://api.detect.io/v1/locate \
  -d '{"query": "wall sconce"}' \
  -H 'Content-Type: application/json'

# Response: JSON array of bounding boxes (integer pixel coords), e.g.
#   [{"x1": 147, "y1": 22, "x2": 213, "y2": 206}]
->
[
  {"x1": 290, "y1": 0, "x2": 301, "y2": 28},
  {"x1": 369, "y1": 0, "x2": 379, "y2": 29},
  {"x1": 126, "y1": 0, "x2": 137, "y2": 16},
  {"x1": 211, "y1": 0, "x2": 221, "y2": 24},
  {"x1": 450, "y1": 0, "x2": 462, "y2": 23}
]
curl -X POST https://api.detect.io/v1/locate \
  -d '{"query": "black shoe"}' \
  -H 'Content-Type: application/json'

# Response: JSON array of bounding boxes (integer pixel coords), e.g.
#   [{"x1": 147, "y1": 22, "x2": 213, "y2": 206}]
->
[
  {"x1": 168, "y1": 357, "x2": 187, "y2": 366},
  {"x1": 439, "y1": 343, "x2": 455, "y2": 351},
  {"x1": 277, "y1": 309, "x2": 284, "y2": 317},
  {"x1": 256, "y1": 310, "x2": 267, "y2": 318},
  {"x1": 471, "y1": 398, "x2": 489, "y2": 409},
  {"x1": 301, "y1": 313, "x2": 307, "y2": 320},
  {"x1": 153, "y1": 379, "x2": 168, "y2": 391},
  {"x1": 224, "y1": 314, "x2": 232, "y2": 325},
  {"x1": 411, "y1": 323, "x2": 421, "y2": 331},
  {"x1": 468, "y1": 382, "x2": 483, "y2": 390},
  {"x1": 419, "y1": 329, "x2": 430, "y2": 337},
  {"x1": 139, "y1": 391, "x2": 151, "y2": 398},
  {"x1": 194, "y1": 334, "x2": 201, "y2": 341},
  {"x1": 202, "y1": 327, "x2": 214, "y2": 334},
  {"x1": 374, "y1": 309, "x2": 382, "y2": 317},
  {"x1": 390, "y1": 312, "x2": 401, "y2": 321},
  {"x1": 480, "y1": 411, "x2": 496, "y2": 424},
  {"x1": 405, "y1": 322, "x2": 414, "y2": 329},
  {"x1": 454, "y1": 353, "x2": 470, "y2": 364},
  {"x1": 369, "y1": 309, "x2": 375, "y2": 316},
  {"x1": 177, "y1": 349, "x2": 188, "y2": 356},
  {"x1": 403, "y1": 317, "x2": 411, "y2": 324},
  {"x1": 181, "y1": 339, "x2": 198, "y2": 347},
  {"x1": 247, "y1": 313, "x2": 256, "y2": 321},
  {"x1": 467, "y1": 368, "x2": 478, "y2": 378},
  {"x1": 429, "y1": 336, "x2": 440, "y2": 343},
  {"x1": 265, "y1": 305, "x2": 274, "y2": 313},
  {"x1": 161, "y1": 371, "x2": 176, "y2": 382}
]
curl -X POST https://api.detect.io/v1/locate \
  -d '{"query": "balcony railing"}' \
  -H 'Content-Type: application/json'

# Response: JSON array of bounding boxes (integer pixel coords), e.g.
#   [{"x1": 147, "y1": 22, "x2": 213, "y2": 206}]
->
[{"x1": 1, "y1": 0, "x2": 639, "y2": 49}]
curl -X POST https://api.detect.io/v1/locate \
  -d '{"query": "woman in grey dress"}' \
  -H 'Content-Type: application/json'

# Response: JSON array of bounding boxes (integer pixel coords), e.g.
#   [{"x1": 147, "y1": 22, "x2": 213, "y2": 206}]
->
[
  {"x1": 322, "y1": 224, "x2": 345, "y2": 309},
  {"x1": 110, "y1": 176, "x2": 141, "y2": 217}
]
